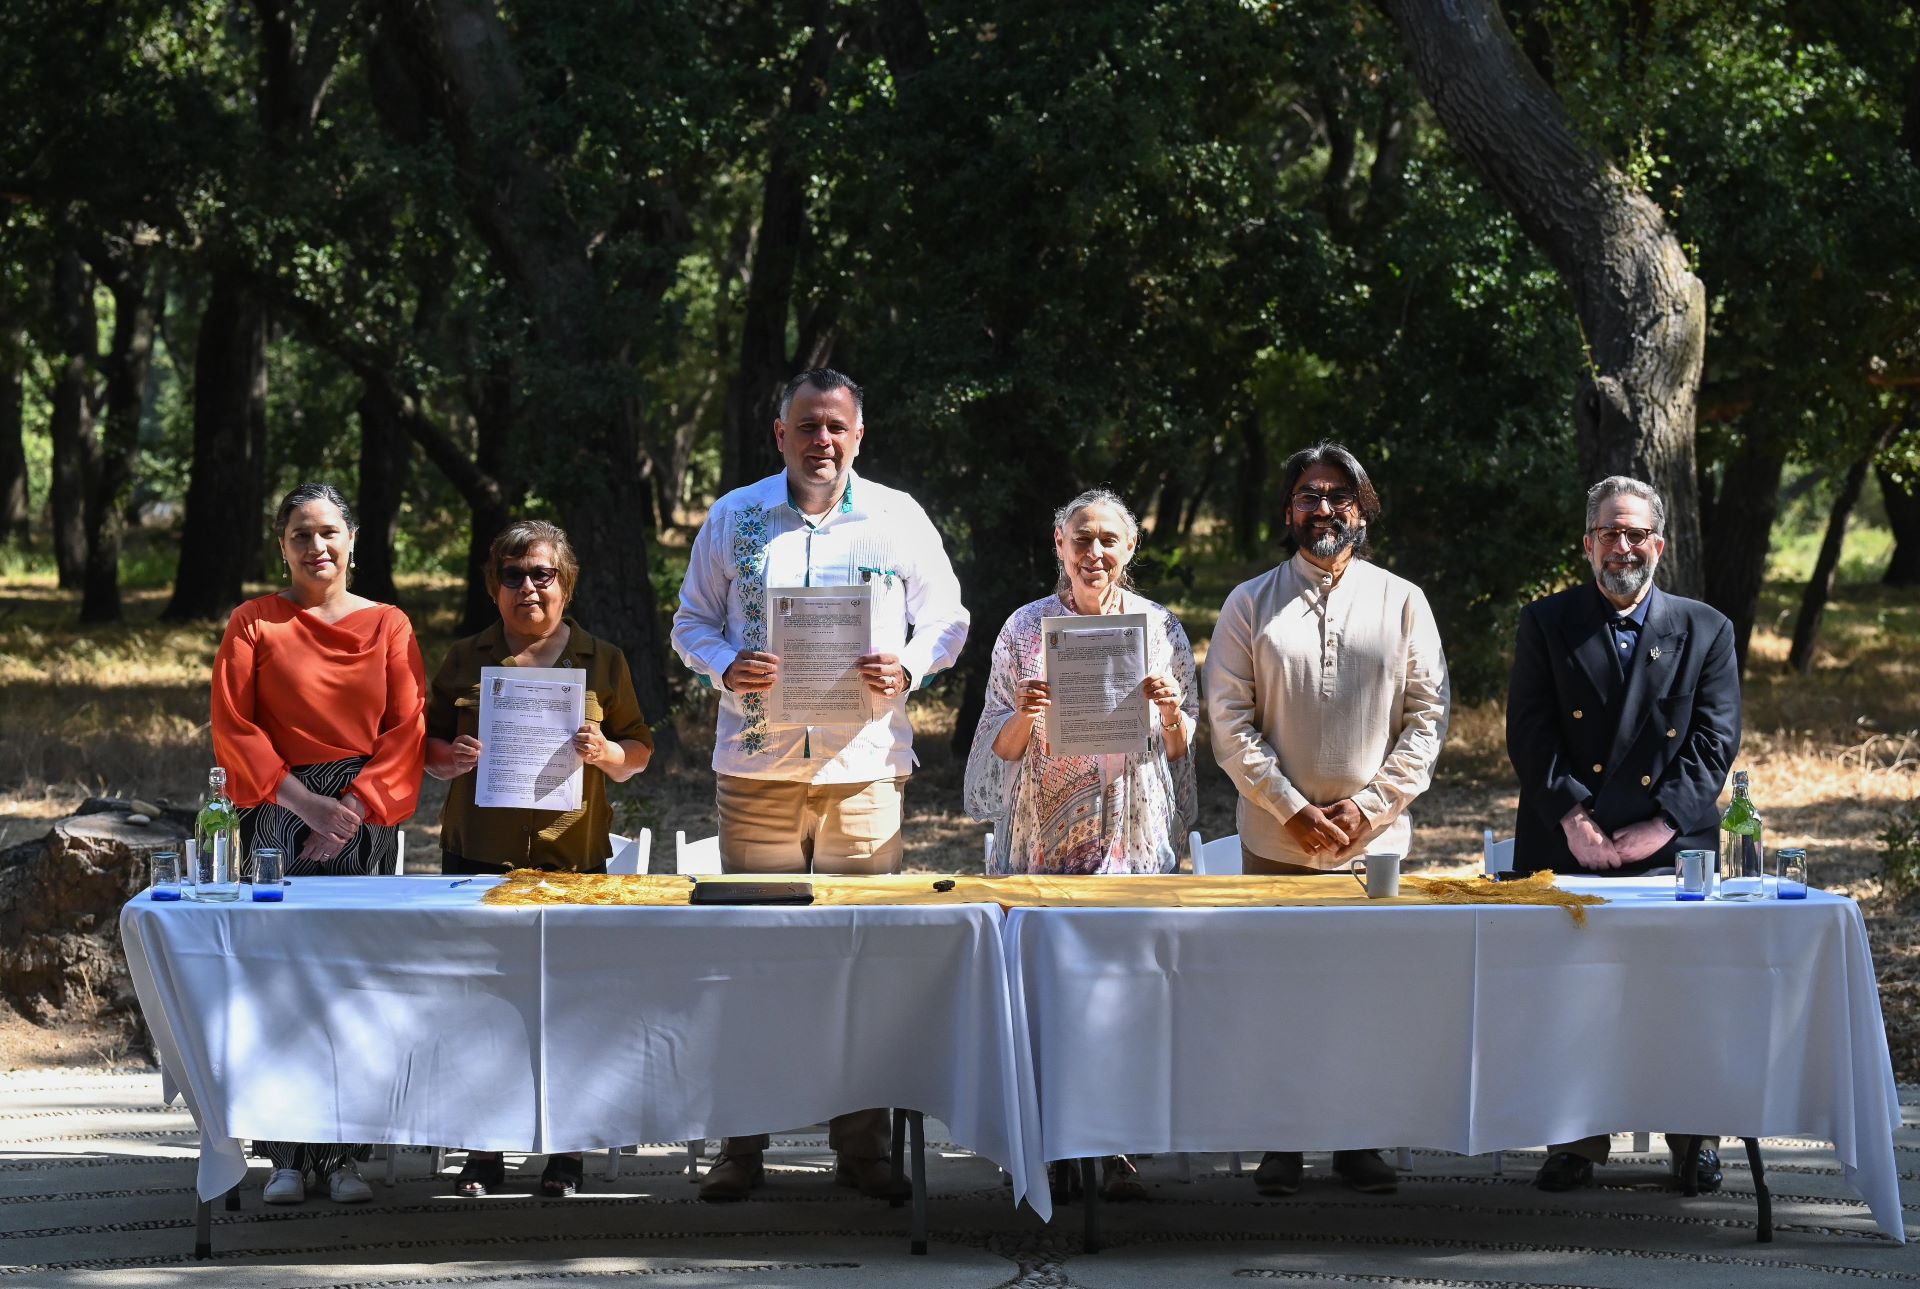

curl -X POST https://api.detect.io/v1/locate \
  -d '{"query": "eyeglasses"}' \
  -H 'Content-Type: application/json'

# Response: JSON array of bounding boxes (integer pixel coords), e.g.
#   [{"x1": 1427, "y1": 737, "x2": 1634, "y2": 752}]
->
[
  {"x1": 499, "y1": 565, "x2": 560, "y2": 590},
  {"x1": 1588, "y1": 526, "x2": 1657, "y2": 548},
  {"x1": 1291, "y1": 489, "x2": 1358, "y2": 513}
]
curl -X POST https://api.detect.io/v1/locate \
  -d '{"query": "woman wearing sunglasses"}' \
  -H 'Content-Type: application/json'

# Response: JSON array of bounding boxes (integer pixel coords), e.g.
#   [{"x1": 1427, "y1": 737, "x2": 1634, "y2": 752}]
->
[{"x1": 424, "y1": 519, "x2": 654, "y2": 1199}]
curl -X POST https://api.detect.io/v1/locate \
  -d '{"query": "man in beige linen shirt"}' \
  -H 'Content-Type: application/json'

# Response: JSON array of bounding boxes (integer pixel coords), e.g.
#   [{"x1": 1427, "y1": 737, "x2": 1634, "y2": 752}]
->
[{"x1": 1204, "y1": 441, "x2": 1450, "y2": 1197}]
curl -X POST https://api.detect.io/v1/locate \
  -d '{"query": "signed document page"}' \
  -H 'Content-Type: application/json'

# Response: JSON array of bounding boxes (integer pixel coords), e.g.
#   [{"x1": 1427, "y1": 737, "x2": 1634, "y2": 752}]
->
[
  {"x1": 1042, "y1": 613, "x2": 1150, "y2": 756},
  {"x1": 475, "y1": 666, "x2": 587, "y2": 811},
  {"x1": 768, "y1": 584, "x2": 875, "y2": 727}
]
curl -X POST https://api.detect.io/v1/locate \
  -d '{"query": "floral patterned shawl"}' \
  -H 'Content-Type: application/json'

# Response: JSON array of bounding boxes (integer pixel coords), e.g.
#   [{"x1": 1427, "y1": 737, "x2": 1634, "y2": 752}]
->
[{"x1": 964, "y1": 591, "x2": 1198, "y2": 874}]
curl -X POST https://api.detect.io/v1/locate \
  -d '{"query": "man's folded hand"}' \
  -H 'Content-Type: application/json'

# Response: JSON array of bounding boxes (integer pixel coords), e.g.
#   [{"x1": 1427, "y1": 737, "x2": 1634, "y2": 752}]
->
[
  {"x1": 1610, "y1": 817, "x2": 1676, "y2": 864},
  {"x1": 1561, "y1": 806, "x2": 1624, "y2": 870}
]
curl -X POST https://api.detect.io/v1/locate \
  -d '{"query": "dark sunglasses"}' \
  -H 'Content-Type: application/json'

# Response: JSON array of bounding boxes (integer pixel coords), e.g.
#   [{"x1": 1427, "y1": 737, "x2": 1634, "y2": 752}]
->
[{"x1": 499, "y1": 565, "x2": 560, "y2": 590}]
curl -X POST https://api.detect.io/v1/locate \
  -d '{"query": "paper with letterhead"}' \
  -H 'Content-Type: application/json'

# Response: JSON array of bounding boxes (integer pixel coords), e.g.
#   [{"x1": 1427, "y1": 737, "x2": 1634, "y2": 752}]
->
[
  {"x1": 1042, "y1": 613, "x2": 1151, "y2": 756},
  {"x1": 768, "y1": 584, "x2": 875, "y2": 727},
  {"x1": 475, "y1": 666, "x2": 586, "y2": 810}
]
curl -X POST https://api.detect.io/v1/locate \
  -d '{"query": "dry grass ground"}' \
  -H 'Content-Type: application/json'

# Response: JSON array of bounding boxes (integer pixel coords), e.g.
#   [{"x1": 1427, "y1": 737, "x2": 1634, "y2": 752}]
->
[{"x1": 1, "y1": 571, "x2": 1916, "y2": 1075}]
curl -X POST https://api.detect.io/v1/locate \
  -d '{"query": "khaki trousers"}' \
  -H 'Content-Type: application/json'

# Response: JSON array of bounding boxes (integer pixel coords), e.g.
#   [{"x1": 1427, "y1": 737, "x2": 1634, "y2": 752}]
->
[
  {"x1": 1241, "y1": 850, "x2": 1334, "y2": 876},
  {"x1": 714, "y1": 773, "x2": 905, "y2": 1160},
  {"x1": 715, "y1": 774, "x2": 906, "y2": 874}
]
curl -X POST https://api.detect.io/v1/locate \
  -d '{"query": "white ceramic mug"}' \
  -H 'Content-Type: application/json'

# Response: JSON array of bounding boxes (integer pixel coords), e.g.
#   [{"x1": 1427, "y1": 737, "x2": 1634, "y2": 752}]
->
[{"x1": 1350, "y1": 853, "x2": 1403, "y2": 899}]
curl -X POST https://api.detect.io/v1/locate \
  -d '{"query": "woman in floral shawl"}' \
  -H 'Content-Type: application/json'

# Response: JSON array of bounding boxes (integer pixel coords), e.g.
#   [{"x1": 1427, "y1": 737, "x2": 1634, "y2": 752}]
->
[
  {"x1": 964, "y1": 488, "x2": 1197, "y2": 1199},
  {"x1": 966, "y1": 487, "x2": 1198, "y2": 877}
]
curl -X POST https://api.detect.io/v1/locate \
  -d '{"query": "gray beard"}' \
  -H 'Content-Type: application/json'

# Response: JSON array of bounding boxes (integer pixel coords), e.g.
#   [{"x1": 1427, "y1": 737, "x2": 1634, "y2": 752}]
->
[
  {"x1": 1299, "y1": 518, "x2": 1361, "y2": 559},
  {"x1": 1598, "y1": 560, "x2": 1652, "y2": 600}
]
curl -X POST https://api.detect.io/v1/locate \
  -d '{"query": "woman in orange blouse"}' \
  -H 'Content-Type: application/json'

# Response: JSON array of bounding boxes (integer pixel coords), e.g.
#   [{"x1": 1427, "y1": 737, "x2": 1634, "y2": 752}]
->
[{"x1": 210, "y1": 481, "x2": 426, "y2": 1206}]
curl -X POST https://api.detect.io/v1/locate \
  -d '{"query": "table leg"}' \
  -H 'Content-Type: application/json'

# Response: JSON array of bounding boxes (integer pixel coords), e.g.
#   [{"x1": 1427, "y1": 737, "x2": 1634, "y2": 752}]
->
[
  {"x1": 1744, "y1": 1138, "x2": 1773, "y2": 1242},
  {"x1": 1081, "y1": 1157, "x2": 1101, "y2": 1253},
  {"x1": 889, "y1": 1109, "x2": 908, "y2": 1208},
  {"x1": 224, "y1": 1183, "x2": 240, "y2": 1211},
  {"x1": 193, "y1": 1195, "x2": 211, "y2": 1259},
  {"x1": 907, "y1": 1110, "x2": 928, "y2": 1256}
]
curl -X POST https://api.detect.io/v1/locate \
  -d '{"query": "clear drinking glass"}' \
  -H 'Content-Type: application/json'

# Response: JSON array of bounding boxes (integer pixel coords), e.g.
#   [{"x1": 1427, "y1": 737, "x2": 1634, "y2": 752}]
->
[
  {"x1": 250, "y1": 846, "x2": 286, "y2": 902},
  {"x1": 149, "y1": 849, "x2": 182, "y2": 901},
  {"x1": 1777, "y1": 847, "x2": 1808, "y2": 900},
  {"x1": 1675, "y1": 848, "x2": 1712, "y2": 901}
]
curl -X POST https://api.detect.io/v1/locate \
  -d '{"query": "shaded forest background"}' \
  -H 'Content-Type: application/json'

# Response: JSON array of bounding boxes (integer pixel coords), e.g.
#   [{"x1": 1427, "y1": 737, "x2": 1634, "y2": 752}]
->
[{"x1": 1, "y1": 0, "x2": 1918, "y2": 752}]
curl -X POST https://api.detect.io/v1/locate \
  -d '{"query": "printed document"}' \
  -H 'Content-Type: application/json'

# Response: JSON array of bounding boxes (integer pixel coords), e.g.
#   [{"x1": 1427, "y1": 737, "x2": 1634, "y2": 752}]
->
[
  {"x1": 1042, "y1": 613, "x2": 1150, "y2": 756},
  {"x1": 475, "y1": 666, "x2": 586, "y2": 810},
  {"x1": 768, "y1": 585, "x2": 874, "y2": 726}
]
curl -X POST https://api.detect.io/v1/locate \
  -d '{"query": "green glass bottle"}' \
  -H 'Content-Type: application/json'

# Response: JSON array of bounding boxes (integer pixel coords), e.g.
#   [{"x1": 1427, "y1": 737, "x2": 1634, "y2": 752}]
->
[
  {"x1": 1717, "y1": 770, "x2": 1767, "y2": 900},
  {"x1": 193, "y1": 766, "x2": 243, "y2": 902}
]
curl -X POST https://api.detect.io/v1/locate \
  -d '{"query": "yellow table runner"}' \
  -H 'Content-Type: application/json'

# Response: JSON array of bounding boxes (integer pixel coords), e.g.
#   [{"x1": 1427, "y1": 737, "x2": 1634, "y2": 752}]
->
[{"x1": 480, "y1": 869, "x2": 1601, "y2": 922}]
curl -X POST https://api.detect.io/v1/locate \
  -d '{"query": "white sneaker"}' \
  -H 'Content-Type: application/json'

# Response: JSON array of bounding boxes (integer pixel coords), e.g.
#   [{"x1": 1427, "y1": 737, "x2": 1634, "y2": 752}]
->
[
  {"x1": 262, "y1": 1168, "x2": 306, "y2": 1204},
  {"x1": 327, "y1": 1161, "x2": 373, "y2": 1203}
]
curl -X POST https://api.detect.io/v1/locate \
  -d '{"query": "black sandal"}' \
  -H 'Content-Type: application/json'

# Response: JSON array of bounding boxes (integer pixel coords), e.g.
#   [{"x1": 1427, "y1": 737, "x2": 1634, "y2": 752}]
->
[
  {"x1": 456, "y1": 1152, "x2": 506, "y2": 1197},
  {"x1": 539, "y1": 1152, "x2": 584, "y2": 1198}
]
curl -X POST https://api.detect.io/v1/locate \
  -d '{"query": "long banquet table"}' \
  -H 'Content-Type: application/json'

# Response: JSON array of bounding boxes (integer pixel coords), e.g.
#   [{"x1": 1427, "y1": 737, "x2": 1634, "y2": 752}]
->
[
  {"x1": 120, "y1": 875, "x2": 1048, "y2": 1222},
  {"x1": 122, "y1": 872, "x2": 1907, "y2": 1246},
  {"x1": 1004, "y1": 877, "x2": 1907, "y2": 1242}
]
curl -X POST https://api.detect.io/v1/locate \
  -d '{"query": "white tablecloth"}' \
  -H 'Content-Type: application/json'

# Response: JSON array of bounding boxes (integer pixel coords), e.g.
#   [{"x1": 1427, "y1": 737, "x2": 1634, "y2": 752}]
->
[
  {"x1": 121, "y1": 876, "x2": 1047, "y2": 1218},
  {"x1": 1006, "y1": 879, "x2": 1906, "y2": 1242}
]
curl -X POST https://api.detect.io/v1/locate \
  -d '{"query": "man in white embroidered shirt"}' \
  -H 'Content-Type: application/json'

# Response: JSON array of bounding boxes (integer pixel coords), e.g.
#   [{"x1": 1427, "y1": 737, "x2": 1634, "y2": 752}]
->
[
  {"x1": 672, "y1": 367, "x2": 969, "y2": 1203},
  {"x1": 1204, "y1": 441, "x2": 1450, "y2": 1200}
]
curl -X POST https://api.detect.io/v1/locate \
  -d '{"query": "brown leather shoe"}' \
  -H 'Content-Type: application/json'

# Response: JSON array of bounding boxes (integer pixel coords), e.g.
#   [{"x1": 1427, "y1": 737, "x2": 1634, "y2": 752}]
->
[
  {"x1": 697, "y1": 1151, "x2": 765, "y2": 1202},
  {"x1": 834, "y1": 1152, "x2": 909, "y2": 1199}
]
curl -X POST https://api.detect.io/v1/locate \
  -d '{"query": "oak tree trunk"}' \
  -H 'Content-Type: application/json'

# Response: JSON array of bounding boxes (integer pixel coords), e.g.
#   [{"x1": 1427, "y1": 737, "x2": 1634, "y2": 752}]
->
[
  {"x1": 1382, "y1": 0, "x2": 1707, "y2": 597},
  {"x1": 1880, "y1": 464, "x2": 1920, "y2": 588},
  {"x1": 1701, "y1": 430, "x2": 1789, "y2": 673},
  {"x1": 459, "y1": 357, "x2": 517, "y2": 634},
  {"x1": 352, "y1": 376, "x2": 411, "y2": 606},
  {"x1": 378, "y1": 0, "x2": 678, "y2": 744},
  {"x1": 1788, "y1": 430, "x2": 1890, "y2": 673},
  {"x1": 47, "y1": 249, "x2": 93, "y2": 590},
  {"x1": 165, "y1": 268, "x2": 268, "y2": 621},
  {"x1": 79, "y1": 249, "x2": 160, "y2": 624},
  {"x1": 0, "y1": 329, "x2": 27, "y2": 544}
]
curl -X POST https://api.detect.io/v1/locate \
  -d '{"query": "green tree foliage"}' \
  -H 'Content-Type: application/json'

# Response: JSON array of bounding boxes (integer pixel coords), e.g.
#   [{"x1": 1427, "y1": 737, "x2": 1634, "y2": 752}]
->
[{"x1": 0, "y1": 0, "x2": 1914, "y2": 736}]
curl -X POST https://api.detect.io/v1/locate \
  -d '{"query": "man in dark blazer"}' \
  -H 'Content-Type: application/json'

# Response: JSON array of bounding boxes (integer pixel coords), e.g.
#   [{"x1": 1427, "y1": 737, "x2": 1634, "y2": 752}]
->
[
  {"x1": 1507, "y1": 477, "x2": 1741, "y2": 877},
  {"x1": 1506, "y1": 475, "x2": 1742, "y2": 1193}
]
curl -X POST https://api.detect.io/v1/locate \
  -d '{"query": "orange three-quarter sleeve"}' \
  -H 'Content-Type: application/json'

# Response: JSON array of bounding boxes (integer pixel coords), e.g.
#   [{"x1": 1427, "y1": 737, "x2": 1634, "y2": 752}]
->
[
  {"x1": 209, "y1": 595, "x2": 427, "y2": 823},
  {"x1": 348, "y1": 611, "x2": 426, "y2": 825},
  {"x1": 210, "y1": 599, "x2": 292, "y2": 809}
]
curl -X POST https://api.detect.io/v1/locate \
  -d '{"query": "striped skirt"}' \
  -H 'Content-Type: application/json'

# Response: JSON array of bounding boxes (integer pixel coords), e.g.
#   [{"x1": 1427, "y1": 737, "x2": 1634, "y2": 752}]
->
[{"x1": 237, "y1": 757, "x2": 399, "y2": 876}]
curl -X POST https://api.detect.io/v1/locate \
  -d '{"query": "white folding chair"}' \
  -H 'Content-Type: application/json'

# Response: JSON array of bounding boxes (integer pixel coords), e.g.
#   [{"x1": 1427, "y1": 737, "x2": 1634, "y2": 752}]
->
[
  {"x1": 605, "y1": 829, "x2": 654, "y2": 875},
  {"x1": 1187, "y1": 829, "x2": 1244, "y2": 876},
  {"x1": 394, "y1": 830, "x2": 406, "y2": 874},
  {"x1": 675, "y1": 831, "x2": 723, "y2": 876},
  {"x1": 984, "y1": 831, "x2": 995, "y2": 869},
  {"x1": 1482, "y1": 829, "x2": 1515, "y2": 876}
]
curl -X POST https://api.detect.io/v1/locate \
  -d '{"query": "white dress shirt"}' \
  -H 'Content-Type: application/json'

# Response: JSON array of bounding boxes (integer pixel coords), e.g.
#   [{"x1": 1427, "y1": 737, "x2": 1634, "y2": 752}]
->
[
  {"x1": 1204, "y1": 552, "x2": 1450, "y2": 868},
  {"x1": 672, "y1": 470, "x2": 969, "y2": 783}
]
